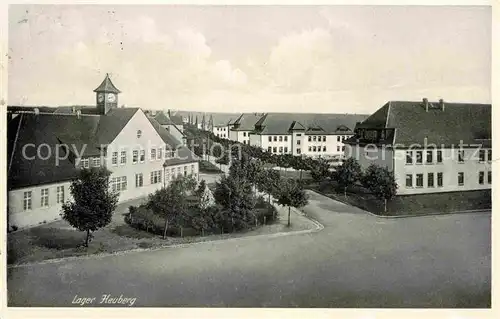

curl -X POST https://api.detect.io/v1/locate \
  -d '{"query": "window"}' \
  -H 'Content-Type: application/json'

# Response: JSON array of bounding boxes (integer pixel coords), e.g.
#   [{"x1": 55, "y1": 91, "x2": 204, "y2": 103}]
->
[
  {"x1": 177, "y1": 167, "x2": 181, "y2": 176},
  {"x1": 243, "y1": 132, "x2": 247, "y2": 137},
  {"x1": 279, "y1": 146, "x2": 283, "y2": 153},
  {"x1": 437, "y1": 150, "x2": 443, "y2": 163},
  {"x1": 416, "y1": 174, "x2": 423, "y2": 188},
  {"x1": 57, "y1": 186, "x2": 65, "y2": 203},
  {"x1": 150, "y1": 171, "x2": 162, "y2": 184},
  {"x1": 428, "y1": 173, "x2": 434, "y2": 187},
  {"x1": 312, "y1": 146, "x2": 317, "y2": 152},
  {"x1": 171, "y1": 168, "x2": 175, "y2": 178},
  {"x1": 323, "y1": 136, "x2": 326, "y2": 142},
  {"x1": 92, "y1": 157, "x2": 101, "y2": 167},
  {"x1": 268, "y1": 136, "x2": 272, "y2": 142},
  {"x1": 279, "y1": 136, "x2": 283, "y2": 142},
  {"x1": 111, "y1": 152, "x2": 118, "y2": 166},
  {"x1": 458, "y1": 172, "x2": 464, "y2": 186},
  {"x1": 158, "y1": 148, "x2": 163, "y2": 160},
  {"x1": 137, "y1": 130, "x2": 142, "y2": 138},
  {"x1": 243, "y1": 140, "x2": 247, "y2": 144},
  {"x1": 308, "y1": 136, "x2": 312, "y2": 142},
  {"x1": 458, "y1": 150, "x2": 464, "y2": 163},
  {"x1": 284, "y1": 147, "x2": 288, "y2": 153},
  {"x1": 313, "y1": 136, "x2": 317, "y2": 142},
  {"x1": 132, "y1": 150, "x2": 139, "y2": 164},
  {"x1": 183, "y1": 166, "x2": 187, "y2": 176},
  {"x1": 337, "y1": 146, "x2": 340, "y2": 152},
  {"x1": 297, "y1": 140, "x2": 301, "y2": 145},
  {"x1": 317, "y1": 147, "x2": 321, "y2": 152},
  {"x1": 191, "y1": 164, "x2": 195, "y2": 174},
  {"x1": 337, "y1": 136, "x2": 341, "y2": 142},
  {"x1": 488, "y1": 150, "x2": 492, "y2": 162},
  {"x1": 273, "y1": 147, "x2": 277, "y2": 153},
  {"x1": 323, "y1": 146, "x2": 327, "y2": 152},
  {"x1": 488, "y1": 171, "x2": 492, "y2": 184},
  {"x1": 111, "y1": 176, "x2": 127, "y2": 192},
  {"x1": 342, "y1": 146, "x2": 345, "y2": 151},
  {"x1": 151, "y1": 149, "x2": 156, "y2": 161},
  {"x1": 297, "y1": 149, "x2": 301, "y2": 154},
  {"x1": 478, "y1": 171, "x2": 485, "y2": 185},
  {"x1": 273, "y1": 136, "x2": 277, "y2": 142},
  {"x1": 40, "y1": 188, "x2": 49, "y2": 207},
  {"x1": 406, "y1": 174, "x2": 413, "y2": 188},
  {"x1": 23, "y1": 191, "x2": 32, "y2": 210},
  {"x1": 81, "y1": 158, "x2": 90, "y2": 168},
  {"x1": 284, "y1": 136, "x2": 288, "y2": 142},
  {"x1": 479, "y1": 149, "x2": 485, "y2": 162},
  {"x1": 426, "y1": 150, "x2": 433, "y2": 164},
  {"x1": 136, "y1": 173, "x2": 144, "y2": 187},
  {"x1": 416, "y1": 151, "x2": 423, "y2": 164},
  {"x1": 406, "y1": 151, "x2": 413, "y2": 164},
  {"x1": 120, "y1": 151, "x2": 126, "y2": 164},
  {"x1": 268, "y1": 147, "x2": 272, "y2": 152},
  {"x1": 437, "y1": 173, "x2": 443, "y2": 187},
  {"x1": 140, "y1": 150, "x2": 145, "y2": 162}
]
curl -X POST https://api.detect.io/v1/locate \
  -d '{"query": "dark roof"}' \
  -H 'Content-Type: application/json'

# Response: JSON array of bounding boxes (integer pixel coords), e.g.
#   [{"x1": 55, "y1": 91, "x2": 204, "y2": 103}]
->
[
  {"x1": 148, "y1": 117, "x2": 199, "y2": 165},
  {"x1": 53, "y1": 105, "x2": 102, "y2": 115},
  {"x1": 7, "y1": 106, "x2": 59, "y2": 113},
  {"x1": 152, "y1": 112, "x2": 174, "y2": 125},
  {"x1": 253, "y1": 113, "x2": 369, "y2": 135},
  {"x1": 346, "y1": 101, "x2": 492, "y2": 147},
  {"x1": 93, "y1": 74, "x2": 121, "y2": 94},
  {"x1": 232, "y1": 113, "x2": 265, "y2": 131},
  {"x1": 7, "y1": 108, "x2": 139, "y2": 190}
]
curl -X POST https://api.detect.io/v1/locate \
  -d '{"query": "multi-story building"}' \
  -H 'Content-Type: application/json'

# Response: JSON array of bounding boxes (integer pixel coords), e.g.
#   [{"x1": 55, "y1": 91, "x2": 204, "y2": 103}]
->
[
  {"x1": 146, "y1": 110, "x2": 186, "y2": 145},
  {"x1": 229, "y1": 113, "x2": 264, "y2": 145},
  {"x1": 249, "y1": 113, "x2": 368, "y2": 158},
  {"x1": 7, "y1": 74, "x2": 199, "y2": 229},
  {"x1": 344, "y1": 99, "x2": 492, "y2": 195}
]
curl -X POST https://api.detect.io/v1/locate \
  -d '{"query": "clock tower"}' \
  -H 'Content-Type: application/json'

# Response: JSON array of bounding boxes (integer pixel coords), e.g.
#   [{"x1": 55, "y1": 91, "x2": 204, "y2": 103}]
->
[{"x1": 94, "y1": 73, "x2": 121, "y2": 115}]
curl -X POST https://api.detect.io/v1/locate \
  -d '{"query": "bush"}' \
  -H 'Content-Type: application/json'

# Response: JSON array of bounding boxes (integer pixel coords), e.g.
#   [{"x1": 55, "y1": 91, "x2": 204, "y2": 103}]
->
[
  {"x1": 199, "y1": 160, "x2": 223, "y2": 173},
  {"x1": 11, "y1": 225, "x2": 18, "y2": 232},
  {"x1": 125, "y1": 205, "x2": 165, "y2": 235},
  {"x1": 255, "y1": 196, "x2": 279, "y2": 224}
]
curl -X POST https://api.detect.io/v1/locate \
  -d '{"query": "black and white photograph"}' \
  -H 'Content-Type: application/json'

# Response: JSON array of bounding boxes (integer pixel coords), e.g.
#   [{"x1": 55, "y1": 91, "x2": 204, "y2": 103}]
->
[{"x1": 3, "y1": 2, "x2": 493, "y2": 312}]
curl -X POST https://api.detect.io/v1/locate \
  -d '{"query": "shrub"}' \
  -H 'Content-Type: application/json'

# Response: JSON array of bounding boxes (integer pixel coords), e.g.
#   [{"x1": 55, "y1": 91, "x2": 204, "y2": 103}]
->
[
  {"x1": 11, "y1": 225, "x2": 18, "y2": 232},
  {"x1": 255, "y1": 196, "x2": 279, "y2": 224}
]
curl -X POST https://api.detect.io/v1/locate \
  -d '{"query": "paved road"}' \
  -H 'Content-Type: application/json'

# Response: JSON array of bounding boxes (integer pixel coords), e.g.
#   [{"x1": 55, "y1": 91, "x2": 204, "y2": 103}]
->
[{"x1": 7, "y1": 190, "x2": 490, "y2": 308}]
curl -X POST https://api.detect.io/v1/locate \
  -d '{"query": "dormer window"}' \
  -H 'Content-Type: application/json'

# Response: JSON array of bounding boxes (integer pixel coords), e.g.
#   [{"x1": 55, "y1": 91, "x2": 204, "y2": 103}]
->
[{"x1": 137, "y1": 130, "x2": 142, "y2": 138}]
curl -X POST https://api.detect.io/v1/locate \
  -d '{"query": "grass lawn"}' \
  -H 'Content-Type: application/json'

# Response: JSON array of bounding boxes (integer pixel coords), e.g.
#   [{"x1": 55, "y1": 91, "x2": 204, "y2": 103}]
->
[
  {"x1": 7, "y1": 198, "x2": 318, "y2": 265},
  {"x1": 310, "y1": 181, "x2": 491, "y2": 216}
]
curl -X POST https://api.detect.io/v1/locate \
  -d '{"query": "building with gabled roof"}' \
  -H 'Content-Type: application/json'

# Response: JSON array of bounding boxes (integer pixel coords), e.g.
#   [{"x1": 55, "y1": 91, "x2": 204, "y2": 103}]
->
[
  {"x1": 248, "y1": 112, "x2": 369, "y2": 159},
  {"x1": 344, "y1": 98, "x2": 492, "y2": 195},
  {"x1": 7, "y1": 75, "x2": 199, "y2": 230}
]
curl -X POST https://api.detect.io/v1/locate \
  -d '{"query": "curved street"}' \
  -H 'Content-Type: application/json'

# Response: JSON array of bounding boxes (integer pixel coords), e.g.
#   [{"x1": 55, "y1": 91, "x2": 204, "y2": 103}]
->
[{"x1": 7, "y1": 190, "x2": 490, "y2": 308}]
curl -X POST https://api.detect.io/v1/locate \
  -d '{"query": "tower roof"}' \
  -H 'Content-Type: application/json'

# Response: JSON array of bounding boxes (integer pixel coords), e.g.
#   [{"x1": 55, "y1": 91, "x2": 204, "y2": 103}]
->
[{"x1": 93, "y1": 73, "x2": 121, "y2": 94}]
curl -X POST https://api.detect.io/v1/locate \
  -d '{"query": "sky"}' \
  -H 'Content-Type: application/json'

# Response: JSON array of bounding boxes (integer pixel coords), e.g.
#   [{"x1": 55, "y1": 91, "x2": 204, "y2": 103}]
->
[{"x1": 8, "y1": 5, "x2": 491, "y2": 114}]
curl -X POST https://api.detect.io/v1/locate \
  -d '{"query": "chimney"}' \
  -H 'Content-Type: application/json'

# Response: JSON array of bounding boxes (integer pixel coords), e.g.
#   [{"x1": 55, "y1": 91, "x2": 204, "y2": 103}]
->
[
  {"x1": 72, "y1": 106, "x2": 76, "y2": 114},
  {"x1": 76, "y1": 110, "x2": 81, "y2": 119},
  {"x1": 34, "y1": 108, "x2": 40, "y2": 116},
  {"x1": 423, "y1": 98, "x2": 429, "y2": 112},
  {"x1": 168, "y1": 109, "x2": 171, "y2": 117},
  {"x1": 439, "y1": 99, "x2": 445, "y2": 111}
]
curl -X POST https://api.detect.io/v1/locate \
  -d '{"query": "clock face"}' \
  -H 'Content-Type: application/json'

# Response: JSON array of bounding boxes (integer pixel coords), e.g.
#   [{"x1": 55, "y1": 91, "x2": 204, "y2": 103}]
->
[
  {"x1": 107, "y1": 93, "x2": 116, "y2": 103},
  {"x1": 97, "y1": 93, "x2": 105, "y2": 103}
]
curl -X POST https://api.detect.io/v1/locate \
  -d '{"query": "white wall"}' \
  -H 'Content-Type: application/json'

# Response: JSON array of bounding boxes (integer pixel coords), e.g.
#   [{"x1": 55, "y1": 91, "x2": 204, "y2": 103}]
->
[
  {"x1": 213, "y1": 125, "x2": 229, "y2": 139},
  {"x1": 8, "y1": 181, "x2": 73, "y2": 229},
  {"x1": 261, "y1": 134, "x2": 292, "y2": 154},
  {"x1": 394, "y1": 148, "x2": 492, "y2": 195},
  {"x1": 249, "y1": 133, "x2": 262, "y2": 148}
]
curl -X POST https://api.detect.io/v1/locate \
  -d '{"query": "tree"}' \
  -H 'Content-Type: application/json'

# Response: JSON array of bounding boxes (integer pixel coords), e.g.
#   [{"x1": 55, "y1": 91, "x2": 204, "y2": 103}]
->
[
  {"x1": 214, "y1": 174, "x2": 256, "y2": 231},
  {"x1": 276, "y1": 179, "x2": 308, "y2": 227},
  {"x1": 216, "y1": 151, "x2": 230, "y2": 171},
  {"x1": 61, "y1": 167, "x2": 119, "y2": 247},
  {"x1": 195, "y1": 179, "x2": 207, "y2": 198},
  {"x1": 191, "y1": 205, "x2": 219, "y2": 236},
  {"x1": 334, "y1": 157, "x2": 363, "y2": 198},
  {"x1": 309, "y1": 157, "x2": 331, "y2": 183},
  {"x1": 146, "y1": 183, "x2": 187, "y2": 239},
  {"x1": 256, "y1": 169, "x2": 281, "y2": 204},
  {"x1": 199, "y1": 183, "x2": 216, "y2": 210},
  {"x1": 361, "y1": 164, "x2": 398, "y2": 213}
]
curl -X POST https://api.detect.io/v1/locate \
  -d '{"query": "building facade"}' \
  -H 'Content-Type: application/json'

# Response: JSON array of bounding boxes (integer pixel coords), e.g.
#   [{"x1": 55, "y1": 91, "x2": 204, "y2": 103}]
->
[
  {"x1": 7, "y1": 75, "x2": 199, "y2": 230},
  {"x1": 344, "y1": 99, "x2": 492, "y2": 195}
]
